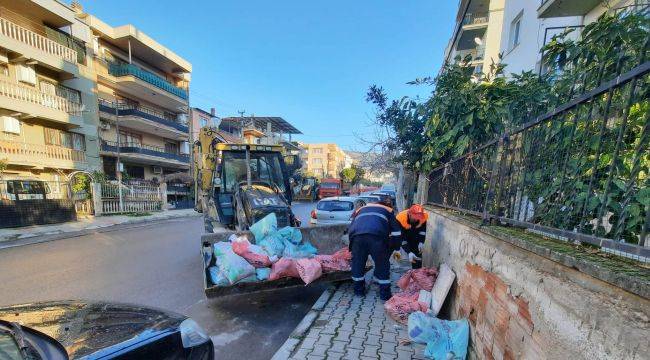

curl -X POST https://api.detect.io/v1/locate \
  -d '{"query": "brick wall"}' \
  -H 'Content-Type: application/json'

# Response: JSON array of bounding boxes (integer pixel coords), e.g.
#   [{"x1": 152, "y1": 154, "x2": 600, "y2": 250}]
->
[
  {"x1": 455, "y1": 263, "x2": 543, "y2": 360},
  {"x1": 422, "y1": 207, "x2": 649, "y2": 360}
]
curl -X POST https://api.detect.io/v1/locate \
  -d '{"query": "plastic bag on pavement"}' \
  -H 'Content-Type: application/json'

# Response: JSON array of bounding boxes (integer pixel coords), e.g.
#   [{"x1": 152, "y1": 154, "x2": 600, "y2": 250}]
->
[
  {"x1": 232, "y1": 237, "x2": 274, "y2": 268},
  {"x1": 277, "y1": 226, "x2": 303, "y2": 245},
  {"x1": 315, "y1": 254, "x2": 351, "y2": 272},
  {"x1": 208, "y1": 266, "x2": 228, "y2": 286},
  {"x1": 213, "y1": 242, "x2": 256, "y2": 284},
  {"x1": 384, "y1": 291, "x2": 427, "y2": 324},
  {"x1": 269, "y1": 258, "x2": 300, "y2": 280},
  {"x1": 408, "y1": 311, "x2": 469, "y2": 360},
  {"x1": 283, "y1": 240, "x2": 318, "y2": 259},
  {"x1": 250, "y1": 213, "x2": 278, "y2": 241},
  {"x1": 397, "y1": 267, "x2": 438, "y2": 292},
  {"x1": 295, "y1": 258, "x2": 323, "y2": 284},
  {"x1": 258, "y1": 232, "x2": 286, "y2": 258},
  {"x1": 256, "y1": 267, "x2": 271, "y2": 281}
]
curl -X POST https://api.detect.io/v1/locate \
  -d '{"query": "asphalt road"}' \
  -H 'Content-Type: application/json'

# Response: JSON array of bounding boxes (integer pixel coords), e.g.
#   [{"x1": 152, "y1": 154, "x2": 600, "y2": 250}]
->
[
  {"x1": 292, "y1": 201, "x2": 317, "y2": 226},
  {"x1": 0, "y1": 215, "x2": 324, "y2": 360}
]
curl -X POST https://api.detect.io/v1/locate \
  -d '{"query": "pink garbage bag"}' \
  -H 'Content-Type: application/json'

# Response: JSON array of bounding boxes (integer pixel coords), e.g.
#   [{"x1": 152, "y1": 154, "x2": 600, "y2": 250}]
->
[
  {"x1": 332, "y1": 247, "x2": 352, "y2": 261},
  {"x1": 295, "y1": 258, "x2": 323, "y2": 285},
  {"x1": 232, "y1": 237, "x2": 273, "y2": 268},
  {"x1": 384, "y1": 291, "x2": 427, "y2": 324},
  {"x1": 269, "y1": 258, "x2": 300, "y2": 280},
  {"x1": 315, "y1": 255, "x2": 351, "y2": 272},
  {"x1": 397, "y1": 267, "x2": 438, "y2": 292}
]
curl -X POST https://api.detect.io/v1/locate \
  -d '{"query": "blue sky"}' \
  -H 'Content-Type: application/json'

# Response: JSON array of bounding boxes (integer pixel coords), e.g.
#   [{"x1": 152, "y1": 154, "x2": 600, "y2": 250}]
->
[{"x1": 80, "y1": 0, "x2": 456, "y2": 151}]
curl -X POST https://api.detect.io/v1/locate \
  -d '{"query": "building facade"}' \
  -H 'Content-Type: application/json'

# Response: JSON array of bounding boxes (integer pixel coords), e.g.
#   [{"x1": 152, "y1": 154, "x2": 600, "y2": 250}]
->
[
  {"x1": 79, "y1": 11, "x2": 192, "y2": 182},
  {"x1": 0, "y1": 0, "x2": 100, "y2": 187},
  {"x1": 303, "y1": 143, "x2": 348, "y2": 179},
  {"x1": 445, "y1": 0, "x2": 641, "y2": 77}
]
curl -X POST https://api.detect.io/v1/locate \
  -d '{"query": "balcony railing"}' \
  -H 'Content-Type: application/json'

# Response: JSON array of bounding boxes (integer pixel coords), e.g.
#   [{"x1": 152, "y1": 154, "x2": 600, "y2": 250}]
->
[
  {"x1": 108, "y1": 62, "x2": 188, "y2": 100},
  {"x1": 98, "y1": 99, "x2": 188, "y2": 133},
  {"x1": 101, "y1": 140, "x2": 189, "y2": 163},
  {"x1": 0, "y1": 79, "x2": 83, "y2": 115},
  {"x1": 462, "y1": 13, "x2": 489, "y2": 26},
  {"x1": 0, "y1": 17, "x2": 77, "y2": 64},
  {"x1": 0, "y1": 140, "x2": 85, "y2": 164}
]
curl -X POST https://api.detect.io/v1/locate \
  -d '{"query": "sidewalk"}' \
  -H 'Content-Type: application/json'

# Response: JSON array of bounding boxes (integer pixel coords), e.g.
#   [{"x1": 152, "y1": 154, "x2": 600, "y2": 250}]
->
[
  {"x1": 0, "y1": 209, "x2": 200, "y2": 248},
  {"x1": 274, "y1": 265, "x2": 429, "y2": 360}
]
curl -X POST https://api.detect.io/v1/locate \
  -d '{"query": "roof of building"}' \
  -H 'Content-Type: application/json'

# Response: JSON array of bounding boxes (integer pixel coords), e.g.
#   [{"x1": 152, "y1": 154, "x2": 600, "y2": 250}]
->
[
  {"x1": 214, "y1": 130, "x2": 241, "y2": 144},
  {"x1": 220, "y1": 117, "x2": 302, "y2": 135}
]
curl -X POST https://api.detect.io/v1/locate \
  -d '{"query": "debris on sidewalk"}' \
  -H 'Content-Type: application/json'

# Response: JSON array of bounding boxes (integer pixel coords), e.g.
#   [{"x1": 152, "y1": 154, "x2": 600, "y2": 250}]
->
[
  {"x1": 430, "y1": 263, "x2": 455, "y2": 316},
  {"x1": 408, "y1": 311, "x2": 469, "y2": 360},
  {"x1": 384, "y1": 267, "x2": 439, "y2": 324}
]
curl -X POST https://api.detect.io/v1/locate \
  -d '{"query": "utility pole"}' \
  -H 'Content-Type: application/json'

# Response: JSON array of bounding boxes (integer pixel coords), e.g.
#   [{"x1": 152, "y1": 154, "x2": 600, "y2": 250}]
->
[{"x1": 114, "y1": 98, "x2": 123, "y2": 212}]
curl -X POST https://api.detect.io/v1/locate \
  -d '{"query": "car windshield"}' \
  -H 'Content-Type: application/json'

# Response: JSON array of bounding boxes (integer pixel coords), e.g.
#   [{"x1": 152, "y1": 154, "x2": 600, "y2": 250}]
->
[
  {"x1": 317, "y1": 200, "x2": 353, "y2": 211},
  {"x1": 221, "y1": 151, "x2": 286, "y2": 193},
  {"x1": 320, "y1": 183, "x2": 340, "y2": 189}
]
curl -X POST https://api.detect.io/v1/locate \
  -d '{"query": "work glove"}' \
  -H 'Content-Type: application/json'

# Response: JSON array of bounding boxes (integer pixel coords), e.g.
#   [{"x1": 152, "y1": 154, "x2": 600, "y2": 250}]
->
[
  {"x1": 408, "y1": 252, "x2": 421, "y2": 263},
  {"x1": 391, "y1": 251, "x2": 402, "y2": 261},
  {"x1": 418, "y1": 242, "x2": 424, "y2": 252}
]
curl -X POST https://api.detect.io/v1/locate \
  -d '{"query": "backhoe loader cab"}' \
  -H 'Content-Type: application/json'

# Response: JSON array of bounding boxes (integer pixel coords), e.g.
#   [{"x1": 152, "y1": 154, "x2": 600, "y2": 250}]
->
[{"x1": 195, "y1": 129, "x2": 301, "y2": 232}]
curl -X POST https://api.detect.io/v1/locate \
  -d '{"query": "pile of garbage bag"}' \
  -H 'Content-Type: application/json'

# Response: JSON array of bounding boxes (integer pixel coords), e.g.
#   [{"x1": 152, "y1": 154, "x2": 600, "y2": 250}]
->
[
  {"x1": 208, "y1": 213, "x2": 352, "y2": 286},
  {"x1": 385, "y1": 267, "x2": 438, "y2": 324}
]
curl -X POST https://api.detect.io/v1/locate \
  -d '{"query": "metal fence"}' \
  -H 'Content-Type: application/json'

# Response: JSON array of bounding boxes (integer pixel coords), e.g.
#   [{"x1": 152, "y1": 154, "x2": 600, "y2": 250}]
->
[
  {"x1": 427, "y1": 59, "x2": 650, "y2": 262},
  {"x1": 98, "y1": 182, "x2": 163, "y2": 214}
]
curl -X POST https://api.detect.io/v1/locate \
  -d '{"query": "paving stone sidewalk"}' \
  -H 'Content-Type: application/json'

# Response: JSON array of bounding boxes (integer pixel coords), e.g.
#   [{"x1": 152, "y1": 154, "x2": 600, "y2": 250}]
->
[{"x1": 285, "y1": 267, "x2": 429, "y2": 360}]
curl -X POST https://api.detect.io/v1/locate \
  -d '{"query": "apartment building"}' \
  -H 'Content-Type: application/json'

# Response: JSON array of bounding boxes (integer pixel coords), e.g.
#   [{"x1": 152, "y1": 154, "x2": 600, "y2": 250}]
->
[
  {"x1": 445, "y1": 0, "x2": 642, "y2": 77},
  {"x1": 78, "y1": 11, "x2": 192, "y2": 182},
  {"x1": 0, "y1": 0, "x2": 100, "y2": 186},
  {"x1": 190, "y1": 107, "x2": 219, "y2": 142},
  {"x1": 303, "y1": 143, "x2": 348, "y2": 179}
]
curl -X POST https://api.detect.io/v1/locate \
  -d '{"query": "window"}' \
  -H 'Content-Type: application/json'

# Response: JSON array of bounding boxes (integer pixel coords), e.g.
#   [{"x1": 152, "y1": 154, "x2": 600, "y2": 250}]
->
[
  {"x1": 312, "y1": 148, "x2": 323, "y2": 154},
  {"x1": 509, "y1": 13, "x2": 522, "y2": 50},
  {"x1": 313, "y1": 158, "x2": 322, "y2": 165},
  {"x1": 200, "y1": 118, "x2": 208, "y2": 127},
  {"x1": 165, "y1": 142, "x2": 179, "y2": 154},
  {"x1": 119, "y1": 131, "x2": 142, "y2": 147},
  {"x1": 317, "y1": 200, "x2": 353, "y2": 212},
  {"x1": 72, "y1": 133, "x2": 85, "y2": 151},
  {"x1": 43, "y1": 128, "x2": 85, "y2": 150}
]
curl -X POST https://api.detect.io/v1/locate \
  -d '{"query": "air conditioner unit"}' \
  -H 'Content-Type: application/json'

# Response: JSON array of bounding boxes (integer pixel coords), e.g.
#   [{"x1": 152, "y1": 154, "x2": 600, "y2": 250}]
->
[
  {"x1": 16, "y1": 64, "x2": 36, "y2": 85},
  {"x1": 177, "y1": 113, "x2": 187, "y2": 123},
  {"x1": 1, "y1": 116, "x2": 21, "y2": 134},
  {"x1": 99, "y1": 122, "x2": 111, "y2": 131},
  {"x1": 180, "y1": 141, "x2": 190, "y2": 154},
  {"x1": 152, "y1": 166, "x2": 163, "y2": 175}
]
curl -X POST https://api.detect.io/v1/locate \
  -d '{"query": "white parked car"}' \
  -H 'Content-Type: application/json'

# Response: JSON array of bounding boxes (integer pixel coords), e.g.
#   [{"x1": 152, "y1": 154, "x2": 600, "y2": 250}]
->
[{"x1": 310, "y1": 196, "x2": 366, "y2": 225}]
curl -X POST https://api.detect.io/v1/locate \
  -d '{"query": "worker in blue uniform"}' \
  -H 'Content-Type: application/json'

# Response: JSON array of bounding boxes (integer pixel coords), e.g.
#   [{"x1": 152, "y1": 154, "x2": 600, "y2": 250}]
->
[{"x1": 348, "y1": 195, "x2": 402, "y2": 300}]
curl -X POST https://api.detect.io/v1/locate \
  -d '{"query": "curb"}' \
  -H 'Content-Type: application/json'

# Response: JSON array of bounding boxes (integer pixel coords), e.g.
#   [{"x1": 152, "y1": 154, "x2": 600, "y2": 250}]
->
[
  {"x1": 0, "y1": 213, "x2": 201, "y2": 250},
  {"x1": 271, "y1": 285, "x2": 338, "y2": 360}
]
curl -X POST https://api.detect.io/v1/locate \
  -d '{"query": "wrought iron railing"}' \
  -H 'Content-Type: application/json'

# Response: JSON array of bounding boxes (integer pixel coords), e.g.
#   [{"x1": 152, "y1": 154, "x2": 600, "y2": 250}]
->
[
  {"x1": 462, "y1": 13, "x2": 489, "y2": 26},
  {"x1": 98, "y1": 99, "x2": 188, "y2": 132},
  {"x1": 107, "y1": 62, "x2": 188, "y2": 100},
  {"x1": 427, "y1": 59, "x2": 650, "y2": 262}
]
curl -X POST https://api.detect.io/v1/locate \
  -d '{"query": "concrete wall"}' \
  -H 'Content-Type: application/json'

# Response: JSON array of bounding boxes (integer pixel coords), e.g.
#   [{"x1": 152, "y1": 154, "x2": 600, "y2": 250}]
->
[{"x1": 422, "y1": 206, "x2": 649, "y2": 360}]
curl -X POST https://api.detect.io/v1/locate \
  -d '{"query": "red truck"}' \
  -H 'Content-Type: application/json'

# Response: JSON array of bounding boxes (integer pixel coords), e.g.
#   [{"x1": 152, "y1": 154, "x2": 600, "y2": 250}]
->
[{"x1": 318, "y1": 178, "x2": 342, "y2": 199}]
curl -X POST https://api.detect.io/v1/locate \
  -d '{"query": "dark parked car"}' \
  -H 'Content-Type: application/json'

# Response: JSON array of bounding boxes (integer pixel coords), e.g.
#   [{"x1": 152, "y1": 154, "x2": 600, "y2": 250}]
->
[{"x1": 0, "y1": 301, "x2": 213, "y2": 360}]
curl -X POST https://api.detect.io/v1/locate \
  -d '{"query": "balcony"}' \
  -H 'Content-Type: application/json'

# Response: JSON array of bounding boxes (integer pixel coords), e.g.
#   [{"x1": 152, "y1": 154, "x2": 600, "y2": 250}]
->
[
  {"x1": 0, "y1": 17, "x2": 79, "y2": 75},
  {"x1": 538, "y1": 0, "x2": 602, "y2": 18},
  {"x1": 100, "y1": 140, "x2": 189, "y2": 168},
  {"x1": 98, "y1": 99, "x2": 188, "y2": 140},
  {"x1": 0, "y1": 139, "x2": 86, "y2": 170},
  {"x1": 105, "y1": 62, "x2": 188, "y2": 111},
  {"x1": 0, "y1": 78, "x2": 83, "y2": 126},
  {"x1": 462, "y1": 12, "x2": 489, "y2": 27}
]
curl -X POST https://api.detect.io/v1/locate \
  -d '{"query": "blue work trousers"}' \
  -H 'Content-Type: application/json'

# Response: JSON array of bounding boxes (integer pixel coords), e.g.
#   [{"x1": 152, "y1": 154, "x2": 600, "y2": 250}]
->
[{"x1": 350, "y1": 234, "x2": 391, "y2": 285}]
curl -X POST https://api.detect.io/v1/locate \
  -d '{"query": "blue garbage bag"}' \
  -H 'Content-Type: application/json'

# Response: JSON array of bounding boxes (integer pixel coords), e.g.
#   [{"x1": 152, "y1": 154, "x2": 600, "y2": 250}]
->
[
  {"x1": 256, "y1": 267, "x2": 271, "y2": 281},
  {"x1": 277, "y1": 226, "x2": 303, "y2": 245},
  {"x1": 283, "y1": 239, "x2": 318, "y2": 258},
  {"x1": 208, "y1": 266, "x2": 228, "y2": 286},
  {"x1": 250, "y1": 213, "x2": 278, "y2": 241},
  {"x1": 258, "y1": 232, "x2": 286, "y2": 258},
  {"x1": 408, "y1": 311, "x2": 469, "y2": 360}
]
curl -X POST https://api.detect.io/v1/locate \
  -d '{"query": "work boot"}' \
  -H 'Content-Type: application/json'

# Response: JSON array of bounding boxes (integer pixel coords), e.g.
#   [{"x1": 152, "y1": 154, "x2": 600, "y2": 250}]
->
[
  {"x1": 379, "y1": 284, "x2": 392, "y2": 301},
  {"x1": 353, "y1": 281, "x2": 366, "y2": 297}
]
